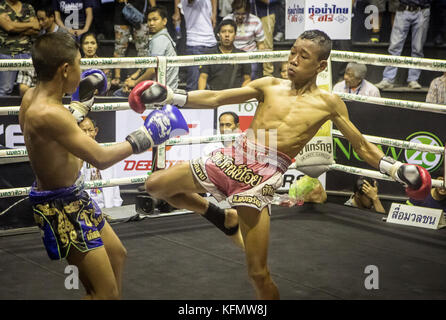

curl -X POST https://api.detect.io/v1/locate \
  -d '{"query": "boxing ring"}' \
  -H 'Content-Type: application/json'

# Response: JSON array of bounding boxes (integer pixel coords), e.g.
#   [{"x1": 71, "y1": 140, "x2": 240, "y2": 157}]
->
[{"x1": 0, "y1": 50, "x2": 446, "y2": 300}]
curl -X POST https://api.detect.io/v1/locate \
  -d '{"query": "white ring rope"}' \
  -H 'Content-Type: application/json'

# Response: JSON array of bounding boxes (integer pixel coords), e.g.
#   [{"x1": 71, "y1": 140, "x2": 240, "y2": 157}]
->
[
  {"x1": 0, "y1": 165, "x2": 442, "y2": 199},
  {"x1": 1, "y1": 50, "x2": 446, "y2": 71},
  {"x1": 338, "y1": 93, "x2": 446, "y2": 115},
  {"x1": 328, "y1": 163, "x2": 444, "y2": 188},
  {"x1": 0, "y1": 131, "x2": 443, "y2": 159},
  {"x1": 3, "y1": 93, "x2": 446, "y2": 117},
  {"x1": 2, "y1": 93, "x2": 446, "y2": 117}
]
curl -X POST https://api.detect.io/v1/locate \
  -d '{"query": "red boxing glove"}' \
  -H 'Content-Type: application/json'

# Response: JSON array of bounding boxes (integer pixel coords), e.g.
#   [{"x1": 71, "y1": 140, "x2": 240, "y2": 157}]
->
[
  {"x1": 129, "y1": 81, "x2": 167, "y2": 114},
  {"x1": 128, "y1": 80, "x2": 188, "y2": 114},
  {"x1": 405, "y1": 165, "x2": 431, "y2": 200}
]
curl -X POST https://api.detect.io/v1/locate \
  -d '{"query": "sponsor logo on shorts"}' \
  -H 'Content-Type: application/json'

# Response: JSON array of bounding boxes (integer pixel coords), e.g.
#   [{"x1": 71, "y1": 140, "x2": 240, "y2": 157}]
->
[
  {"x1": 262, "y1": 184, "x2": 275, "y2": 197},
  {"x1": 86, "y1": 230, "x2": 101, "y2": 241},
  {"x1": 192, "y1": 161, "x2": 207, "y2": 181},
  {"x1": 211, "y1": 152, "x2": 262, "y2": 187},
  {"x1": 232, "y1": 195, "x2": 262, "y2": 208}
]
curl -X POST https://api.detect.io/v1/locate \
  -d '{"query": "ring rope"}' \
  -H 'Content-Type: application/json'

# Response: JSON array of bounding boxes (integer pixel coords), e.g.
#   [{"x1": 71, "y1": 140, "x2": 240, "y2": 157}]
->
[
  {"x1": 2, "y1": 93, "x2": 446, "y2": 117},
  {"x1": 337, "y1": 93, "x2": 446, "y2": 115},
  {"x1": 327, "y1": 163, "x2": 444, "y2": 188},
  {"x1": 0, "y1": 166, "x2": 442, "y2": 199},
  {"x1": 1, "y1": 50, "x2": 446, "y2": 71},
  {"x1": 331, "y1": 129, "x2": 444, "y2": 154},
  {"x1": 0, "y1": 133, "x2": 240, "y2": 158},
  {"x1": 0, "y1": 131, "x2": 443, "y2": 159}
]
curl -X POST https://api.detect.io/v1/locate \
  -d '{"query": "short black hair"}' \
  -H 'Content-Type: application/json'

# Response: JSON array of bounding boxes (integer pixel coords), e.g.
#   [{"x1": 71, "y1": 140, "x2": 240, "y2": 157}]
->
[
  {"x1": 32, "y1": 32, "x2": 80, "y2": 82},
  {"x1": 148, "y1": 6, "x2": 168, "y2": 19},
  {"x1": 36, "y1": 6, "x2": 55, "y2": 18},
  {"x1": 219, "y1": 111, "x2": 239, "y2": 124},
  {"x1": 216, "y1": 19, "x2": 237, "y2": 34},
  {"x1": 298, "y1": 29, "x2": 332, "y2": 60},
  {"x1": 353, "y1": 176, "x2": 377, "y2": 195}
]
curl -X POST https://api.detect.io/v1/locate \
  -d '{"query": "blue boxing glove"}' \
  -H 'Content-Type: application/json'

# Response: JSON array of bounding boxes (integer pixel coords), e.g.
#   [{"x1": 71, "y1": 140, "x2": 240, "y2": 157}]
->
[
  {"x1": 125, "y1": 104, "x2": 189, "y2": 154},
  {"x1": 69, "y1": 69, "x2": 107, "y2": 123}
]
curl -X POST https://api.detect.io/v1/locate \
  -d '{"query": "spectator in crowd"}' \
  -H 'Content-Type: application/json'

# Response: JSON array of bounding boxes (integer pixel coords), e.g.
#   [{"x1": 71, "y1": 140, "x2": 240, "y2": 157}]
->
[
  {"x1": 368, "y1": 0, "x2": 399, "y2": 43},
  {"x1": 203, "y1": 111, "x2": 241, "y2": 154},
  {"x1": 280, "y1": 61, "x2": 288, "y2": 79},
  {"x1": 52, "y1": 0, "x2": 96, "y2": 41},
  {"x1": 79, "y1": 116, "x2": 123, "y2": 212},
  {"x1": 198, "y1": 19, "x2": 251, "y2": 90},
  {"x1": 333, "y1": 62, "x2": 381, "y2": 97},
  {"x1": 0, "y1": 0, "x2": 39, "y2": 96},
  {"x1": 344, "y1": 176, "x2": 386, "y2": 213},
  {"x1": 114, "y1": 5, "x2": 178, "y2": 97},
  {"x1": 173, "y1": 0, "x2": 217, "y2": 91},
  {"x1": 426, "y1": 72, "x2": 446, "y2": 104},
  {"x1": 80, "y1": 32, "x2": 112, "y2": 94},
  {"x1": 375, "y1": 0, "x2": 431, "y2": 90},
  {"x1": 407, "y1": 167, "x2": 446, "y2": 211},
  {"x1": 251, "y1": 0, "x2": 279, "y2": 77},
  {"x1": 223, "y1": 0, "x2": 265, "y2": 80},
  {"x1": 112, "y1": 0, "x2": 155, "y2": 88},
  {"x1": 16, "y1": 5, "x2": 68, "y2": 97},
  {"x1": 37, "y1": 5, "x2": 67, "y2": 34}
]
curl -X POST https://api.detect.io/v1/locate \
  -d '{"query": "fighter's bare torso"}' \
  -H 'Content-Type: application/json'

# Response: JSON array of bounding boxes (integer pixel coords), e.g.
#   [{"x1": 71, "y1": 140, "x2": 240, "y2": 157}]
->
[
  {"x1": 19, "y1": 87, "x2": 82, "y2": 190},
  {"x1": 246, "y1": 77, "x2": 336, "y2": 159}
]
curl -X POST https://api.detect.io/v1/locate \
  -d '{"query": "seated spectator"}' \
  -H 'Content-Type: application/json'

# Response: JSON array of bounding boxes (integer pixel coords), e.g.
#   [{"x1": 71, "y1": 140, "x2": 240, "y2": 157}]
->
[
  {"x1": 223, "y1": 0, "x2": 265, "y2": 80},
  {"x1": 203, "y1": 111, "x2": 241, "y2": 155},
  {"x1": 280, "y1": 61, "x2": 288, "y2": 79},
  {"x1": 289, "y1": 175, "x2": 327, "y2": 204},
  {"x1": 80, "y1": 32, "x2": 112, "y2": 93},
  {"x1": 426, "y1": 72, "x2": 446, "y2": 104},
  {"x1": 198, "y1": 19, "x2": 251, "y2": 90},
  {"x1": 53, "y1": 0, "x2": 95, "y2": 41},
  {"x1": 17, "y1": 5, "x2": 68, "y2": 97},
  {"x1": 112, "y1": 0, "x2": 154, "y2": 88},
  {"x1": 79, "y1": 116, "x2": 123, "y2": 211},
  {"x1": 407, "y1": 167, "x2": 446, "y2": 211},
  {"x1": 0, "y1": 0, "x2": 39, "y2": 96},
  {"x1": 344, "y1": 176, "x2": 386, "y2": 213},
  {"x1": 114, "y1": 6, "x2": 178, "y2": 97},
  {"x1": 333, "y1": 62, "x2": 381, "y2": 97}
]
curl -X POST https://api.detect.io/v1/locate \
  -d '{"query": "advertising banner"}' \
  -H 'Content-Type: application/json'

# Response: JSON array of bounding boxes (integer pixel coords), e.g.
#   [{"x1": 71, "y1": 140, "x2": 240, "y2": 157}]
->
[
  {"x1": 286, "y1": 0, "x2": 352, "y2": 40},
  {"x1": 329, "y1": 100, "x2": 445, "y2": 194}
]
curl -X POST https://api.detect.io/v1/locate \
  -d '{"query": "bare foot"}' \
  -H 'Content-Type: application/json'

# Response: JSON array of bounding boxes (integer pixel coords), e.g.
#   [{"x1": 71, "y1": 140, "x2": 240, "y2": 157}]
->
[{"x1": 224, "y1": 208, "x2": 245, "y2": 250}]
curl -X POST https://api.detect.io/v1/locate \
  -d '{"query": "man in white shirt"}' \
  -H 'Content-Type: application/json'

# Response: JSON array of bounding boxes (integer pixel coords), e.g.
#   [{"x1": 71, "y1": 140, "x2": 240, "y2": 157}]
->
[
  {"x1": 173, "y1": 0, "x2": 217, "y2": 91},
  {"x1": 333, "y1": 62, "x2": 381, "y2": 97}
]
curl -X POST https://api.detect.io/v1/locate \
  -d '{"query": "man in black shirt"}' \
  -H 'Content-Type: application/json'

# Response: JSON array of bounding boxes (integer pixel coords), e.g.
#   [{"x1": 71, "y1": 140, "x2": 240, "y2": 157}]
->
[{"x1": 198, "y1": 19, "x2": 251, "y2": 90}]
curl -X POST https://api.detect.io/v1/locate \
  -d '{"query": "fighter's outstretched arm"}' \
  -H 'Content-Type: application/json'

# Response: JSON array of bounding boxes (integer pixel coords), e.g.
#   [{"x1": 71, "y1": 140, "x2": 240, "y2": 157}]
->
[
  {"x1": 329, "y1": 94, "x2": 431, "y2": 200},
  {"x1": 185, "y1": 84, "x2": 261, "y2": 109},
  {"x1": 330, "y1": 95, "x2": 384, "y2": 168},
  {"x1": 128, "y1": 77, "x2": 270, "y2": 113}
]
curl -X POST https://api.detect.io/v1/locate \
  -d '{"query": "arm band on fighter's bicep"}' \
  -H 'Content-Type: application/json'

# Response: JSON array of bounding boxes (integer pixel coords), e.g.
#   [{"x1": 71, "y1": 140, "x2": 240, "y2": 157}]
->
[{"x1": 203, "y1": 202, "x2": 239, "y2": 236}]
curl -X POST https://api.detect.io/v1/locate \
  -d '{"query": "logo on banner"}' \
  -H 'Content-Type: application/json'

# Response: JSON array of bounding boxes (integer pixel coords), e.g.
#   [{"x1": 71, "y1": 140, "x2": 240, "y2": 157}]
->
[
  {"x1": 404, "y1": 131, "x2": 443, "y2": 171},
  {"x1": 308, "y1": 3, "x2": 349, "y2": 23},
  {"x1": 287, "y1": 4, "x2": 304, "y2": 23}
]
